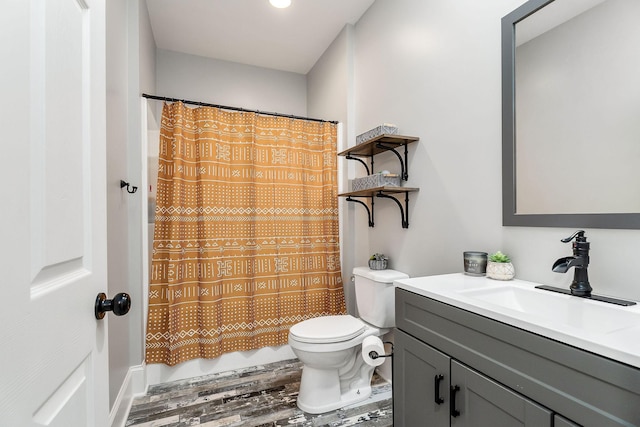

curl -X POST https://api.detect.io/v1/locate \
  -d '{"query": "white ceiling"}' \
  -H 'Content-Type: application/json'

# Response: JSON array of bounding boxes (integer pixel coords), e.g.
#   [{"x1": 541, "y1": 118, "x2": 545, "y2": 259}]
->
[{"x1": 145, "y1": 0, "x2": 375, "y2": 74}]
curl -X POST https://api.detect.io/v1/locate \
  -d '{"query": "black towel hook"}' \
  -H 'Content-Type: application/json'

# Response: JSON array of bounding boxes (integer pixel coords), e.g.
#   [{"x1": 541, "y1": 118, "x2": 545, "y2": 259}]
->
[{"x1": 120, "y1": 180, "x2": 138, "y2": 194}]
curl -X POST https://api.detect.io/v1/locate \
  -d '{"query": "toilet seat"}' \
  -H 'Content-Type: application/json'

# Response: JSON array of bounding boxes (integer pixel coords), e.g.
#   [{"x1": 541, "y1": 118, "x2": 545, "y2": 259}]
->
[{"x1": 289, "y1": 315, "x2": 365, "y2": 344}]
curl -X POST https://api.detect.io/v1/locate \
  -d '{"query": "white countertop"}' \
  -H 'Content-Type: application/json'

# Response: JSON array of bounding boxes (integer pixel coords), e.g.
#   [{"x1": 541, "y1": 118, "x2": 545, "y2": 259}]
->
[{"x1": 395, "y1": 273, "x2": 640, "y2": 369}]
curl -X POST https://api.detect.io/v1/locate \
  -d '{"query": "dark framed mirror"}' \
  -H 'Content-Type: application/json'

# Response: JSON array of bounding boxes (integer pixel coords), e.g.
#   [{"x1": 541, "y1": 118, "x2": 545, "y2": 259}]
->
[{"x1": 502, "y1": 0, "x2": 640, "y2": 229}]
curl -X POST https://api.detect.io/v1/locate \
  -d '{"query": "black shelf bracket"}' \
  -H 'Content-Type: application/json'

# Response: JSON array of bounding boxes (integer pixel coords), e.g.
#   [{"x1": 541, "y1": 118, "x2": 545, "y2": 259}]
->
[
  {"x1": 346, "y1": 154, "x2": 372, "y2": 176},
  {"x1": 376, "y1": 142, "x2": 409, "y2": 181},
  {"x1": 376, "y1": 191, "x2": 410, "y2": 228},
  {"x1": 346, "y1": 196, "x2": 374, "y2": 227}
]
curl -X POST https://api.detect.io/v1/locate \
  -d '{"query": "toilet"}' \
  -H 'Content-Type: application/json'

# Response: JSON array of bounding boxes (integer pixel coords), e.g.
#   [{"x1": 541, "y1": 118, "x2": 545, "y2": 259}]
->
[{"x1": 288, "y1": 267, "x2": 409, "y2": 414}]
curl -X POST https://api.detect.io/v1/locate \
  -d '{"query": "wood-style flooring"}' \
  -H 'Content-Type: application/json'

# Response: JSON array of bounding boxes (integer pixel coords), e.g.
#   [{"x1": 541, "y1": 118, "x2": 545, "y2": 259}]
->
[{"x1": 125, "y1": 359, "x2": 393, "y2": 427}]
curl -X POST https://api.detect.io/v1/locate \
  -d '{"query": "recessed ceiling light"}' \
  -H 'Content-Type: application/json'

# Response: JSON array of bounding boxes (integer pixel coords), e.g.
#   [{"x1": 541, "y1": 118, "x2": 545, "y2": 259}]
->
[{"x1": 269, "y1": 0, "x2": 291, "y2": 8}]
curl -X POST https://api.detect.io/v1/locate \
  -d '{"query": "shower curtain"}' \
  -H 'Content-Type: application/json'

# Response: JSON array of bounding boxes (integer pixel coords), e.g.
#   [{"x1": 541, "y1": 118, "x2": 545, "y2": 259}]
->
[{"x1": 146, "y1": 102, "x2": 346, "y2": 366}]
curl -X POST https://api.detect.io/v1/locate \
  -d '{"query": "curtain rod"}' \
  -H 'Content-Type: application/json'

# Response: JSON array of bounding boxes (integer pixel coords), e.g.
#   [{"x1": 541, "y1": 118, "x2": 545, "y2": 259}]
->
[{"x1": 142, "y1": 93, "x2": 338, "y2": 124}]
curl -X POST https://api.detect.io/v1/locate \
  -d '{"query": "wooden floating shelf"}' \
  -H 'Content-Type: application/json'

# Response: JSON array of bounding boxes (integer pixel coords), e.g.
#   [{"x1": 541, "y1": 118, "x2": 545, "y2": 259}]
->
[
  {"x1": 339, "y1": 186, "x2": 419, "y2": 198},
  {"x1": 338, "y1": 134, "x2": 420, "y2": 157}
]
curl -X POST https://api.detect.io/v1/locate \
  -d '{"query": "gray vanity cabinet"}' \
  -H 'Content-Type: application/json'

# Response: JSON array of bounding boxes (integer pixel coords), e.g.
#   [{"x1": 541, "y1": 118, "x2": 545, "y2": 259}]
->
[
  {"x1": 394, "y1": 329, "x2": 552, "y2": 426},
  {"x1": 394, "y1": 288, "x2": 640, "y2": 426}
]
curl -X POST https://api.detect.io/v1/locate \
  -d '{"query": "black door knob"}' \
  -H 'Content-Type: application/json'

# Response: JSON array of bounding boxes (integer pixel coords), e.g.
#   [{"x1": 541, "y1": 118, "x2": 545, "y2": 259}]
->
[{"x1": 95, "y1": 292, "x2": 131, "y2": 319}]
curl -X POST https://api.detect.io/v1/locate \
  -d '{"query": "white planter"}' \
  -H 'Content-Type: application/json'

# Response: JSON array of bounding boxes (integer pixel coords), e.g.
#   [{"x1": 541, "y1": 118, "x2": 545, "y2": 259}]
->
[{"x1": 486, "y1": 261, "x2": 515, "y2": 280}]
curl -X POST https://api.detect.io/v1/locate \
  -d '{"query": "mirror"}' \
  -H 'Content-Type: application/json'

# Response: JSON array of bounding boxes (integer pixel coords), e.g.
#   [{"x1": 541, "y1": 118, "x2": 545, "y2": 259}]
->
[{"x1": 502, "y1": 0, "x2": 640, "y2": 228}]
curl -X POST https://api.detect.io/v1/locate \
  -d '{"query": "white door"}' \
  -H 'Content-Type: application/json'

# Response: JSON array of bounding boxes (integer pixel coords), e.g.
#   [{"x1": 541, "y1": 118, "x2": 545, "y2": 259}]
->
[{"x1": 0, "y1": 0, "x2": 109, "y2": 426}]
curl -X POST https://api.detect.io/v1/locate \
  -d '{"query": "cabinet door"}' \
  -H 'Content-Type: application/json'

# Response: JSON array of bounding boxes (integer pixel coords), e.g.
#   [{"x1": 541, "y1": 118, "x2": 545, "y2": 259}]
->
[
  {"x1": 394, "y1": 329, "x2": 450, "y2": 426},
  {"x1": 554, "y1": 415, "x2": 581, "y2": 427},
  {"x1": 450, "y1": 361, "x2": 552, "y2": 426}
]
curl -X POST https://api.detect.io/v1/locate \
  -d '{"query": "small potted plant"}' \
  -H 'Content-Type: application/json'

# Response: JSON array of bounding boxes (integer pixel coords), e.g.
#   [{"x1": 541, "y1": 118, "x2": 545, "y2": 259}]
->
[
  {"x1": 486, "y1": 251, "x2": 515, "y2": 280},
  {"x1": 369, "y1": 253, "x2": 388, "y2": 270}
]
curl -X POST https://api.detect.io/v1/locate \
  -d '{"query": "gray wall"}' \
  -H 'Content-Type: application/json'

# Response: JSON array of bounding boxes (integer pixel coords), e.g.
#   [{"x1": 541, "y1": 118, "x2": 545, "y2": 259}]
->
[
  {"x1": 310, "y1": 0, "x2": 640, "y2": 303},
  {"x1": 156, "y1": 49, "x2": 307, "y2": 114},
  {"x1": 106, "y1": 0, "x2": 156, "y2": 409},
  {"x1": 349, "y1": 0, "x2": 511, "y2": 279},
  {"x1": 307, "y1": 25, "x2": 363, "y2": 314},
  {"x1": 129, "y1": 0, "x2": 157, "y2": 369},
  {"x1": 106, "y1": 0, "x2": 133, "y2": 408}
]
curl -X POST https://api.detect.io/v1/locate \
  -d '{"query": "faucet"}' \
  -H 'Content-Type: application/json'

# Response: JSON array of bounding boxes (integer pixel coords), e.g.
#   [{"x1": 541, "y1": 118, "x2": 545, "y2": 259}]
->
[
  {"x1": 552, "y1": 230, "x2": 592, "y2": 297},
  {"x1": 539, "y1": 231, "x2": 635, "y2": 305}
]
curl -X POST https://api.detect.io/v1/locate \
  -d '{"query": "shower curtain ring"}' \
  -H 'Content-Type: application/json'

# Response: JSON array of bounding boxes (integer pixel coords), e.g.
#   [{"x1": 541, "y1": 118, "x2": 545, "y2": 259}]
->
[{"x1": 120, "y1": 180, "x2": 138, "y2": 194}]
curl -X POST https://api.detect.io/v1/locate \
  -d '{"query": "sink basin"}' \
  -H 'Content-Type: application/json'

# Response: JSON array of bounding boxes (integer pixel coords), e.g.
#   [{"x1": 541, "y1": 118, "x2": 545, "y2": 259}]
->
[
  {"x1": 394, "y1": 273, "x2": 640, "y2": 368},
  {"x1": 458, "y1": 285, "x2": 638, "y2": 335}
]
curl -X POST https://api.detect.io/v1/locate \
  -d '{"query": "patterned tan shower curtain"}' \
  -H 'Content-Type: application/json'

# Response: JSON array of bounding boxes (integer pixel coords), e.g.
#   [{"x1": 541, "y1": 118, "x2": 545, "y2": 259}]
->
[{"x1": 146, "y1": 102, "x2": 346, "y2": 366}]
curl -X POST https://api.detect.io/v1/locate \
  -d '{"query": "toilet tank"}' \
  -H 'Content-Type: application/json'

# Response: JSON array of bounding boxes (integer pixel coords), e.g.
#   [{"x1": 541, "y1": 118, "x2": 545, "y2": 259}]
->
[{"x1": 353, "y1": 267, "x2": 409, "y2": 328}]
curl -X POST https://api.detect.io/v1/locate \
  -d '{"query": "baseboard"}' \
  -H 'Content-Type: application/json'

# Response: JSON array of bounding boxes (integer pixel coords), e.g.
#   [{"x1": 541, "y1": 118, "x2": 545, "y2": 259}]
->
[{"x1": 109, "y1": 364, "x2": 147, "y2": 427}]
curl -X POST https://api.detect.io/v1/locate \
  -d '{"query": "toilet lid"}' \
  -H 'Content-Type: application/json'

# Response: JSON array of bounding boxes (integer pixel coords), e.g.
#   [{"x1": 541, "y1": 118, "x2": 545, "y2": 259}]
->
[{"x1": 289, "y1": 315, "x2": 365, "y2": 344}]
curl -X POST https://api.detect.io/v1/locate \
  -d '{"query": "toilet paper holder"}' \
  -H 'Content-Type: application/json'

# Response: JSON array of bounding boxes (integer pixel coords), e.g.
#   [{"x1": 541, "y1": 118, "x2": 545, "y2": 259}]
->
[{"x1": 367, "y1": 341, "x2": 394, "y2": 360}]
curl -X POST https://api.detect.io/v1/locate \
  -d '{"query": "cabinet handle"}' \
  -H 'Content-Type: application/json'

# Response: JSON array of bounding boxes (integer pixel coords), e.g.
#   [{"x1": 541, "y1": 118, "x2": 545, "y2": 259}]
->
[
  {"x1": 450, "y1": 385, "x2": 461, "y2": 417},
  {"x1": 434, "y1": 374, "x2": 445, "y2": 404}
]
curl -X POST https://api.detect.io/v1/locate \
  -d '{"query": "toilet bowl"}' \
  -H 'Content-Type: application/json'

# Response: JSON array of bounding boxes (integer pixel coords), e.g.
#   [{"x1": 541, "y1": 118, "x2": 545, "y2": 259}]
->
[{"x1": 288, "y1": 267, "x2": 409, "y2": 414}]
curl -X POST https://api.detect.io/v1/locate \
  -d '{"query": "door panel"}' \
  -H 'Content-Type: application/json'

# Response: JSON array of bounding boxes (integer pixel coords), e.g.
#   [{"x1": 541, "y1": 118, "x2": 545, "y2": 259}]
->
[
  {"x1": 32, "y1": 358, "x2": 90, "y2": 427},
  {"x1": 451, "y1": 360, "x2": 552, "y2": 426},
  {"x1": 0, "y1": 0, "x2": 108, "y2": 425},
  {"x1": 32, "y1": 0, "x2": 85, "y2": 273},
  {"x1": 555, "y1": 414, "x2": 581, "y2": 427},
  {"x1": 394, "y1": 329, "x2": 450, "y2": 426}
]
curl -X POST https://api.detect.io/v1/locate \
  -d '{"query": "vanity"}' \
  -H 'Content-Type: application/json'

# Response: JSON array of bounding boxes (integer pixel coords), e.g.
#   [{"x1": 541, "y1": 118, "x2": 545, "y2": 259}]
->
[{"x1": 393, "y1": 274, "x2": 640, "y2": 426}]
